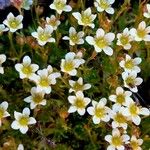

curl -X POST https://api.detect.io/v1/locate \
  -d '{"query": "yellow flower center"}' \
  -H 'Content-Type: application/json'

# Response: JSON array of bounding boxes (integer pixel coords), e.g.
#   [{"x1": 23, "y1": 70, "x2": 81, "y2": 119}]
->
[
  {"x1": 99, "y1": 0, "x2": 109, "y2": 9},
  {"x1": 64, "y1": 61, "x2": 74, "y2": 71},
  {"x1": 137, "y1": 29, "x2": 146, "y2": 38},
  {"x1": 120, "y1": 35, "x2": 129, "y2": 45},
  {"x1": 125, "y1": 76, "x2": 135, "y2": 87},
  {"x1": 49, "y1": 19, "x2": 57, "y2": 27},
  {"x1": 112, "y1": 136, "x2": 122, "y2": 147},
  {"x1": 95, "y1": 37, "x2": 108, "y2": 48},
  {"x1": 73, "y1": 82, "x2": 83, "y2": 92},
  {"x1": 129, "y1": 103, "x2": 139, "y2": 116},
  {"x1": 114, "y1": 113, "x2": 126, "y2": 123},
  {"x1": 81, "y1": 14, "x2": 92, "y2": 25},
  {"x1": 130, "y1": 140, "x2": 139, "y2": 150},
  {"x1": 9, "y1": 19, "x2": 19, "y2": 29},
  {"x1": 55, "y1": 1, "x2": 65, "y2": 10},
  {"x1": 95, "y1": 107, "x2": 105, "y2": 118},
  {"x1": 0, "y1": 107, "x2": 4, "y2": 119},
  {"x1": 39, "y1": 33, "x2": 50, "y2": 41},
  {"x1": 32, "y1": 94, "x2": 43, "y2": 103},
  {"x1": 74, "y1": 98, "x2": 85, "y2": 108},
  {"x1": 39, "y1": 77, "x2": 49, "y2": 87},
  {"x1": 19, "y1": 116, "x2": 29, "y2": 126},
  {"x1": 124, "y1": 60, "x2": 134, "y2": 69},
  {"x1": 116, "y1": 94, "x2": 125, "y2": 104},
  {"x1": 22, "y1": 65, "x2": 33, "y2": 75},
  {"x1": 70, "y1": 34, "x2": 79, "y2": 43}
]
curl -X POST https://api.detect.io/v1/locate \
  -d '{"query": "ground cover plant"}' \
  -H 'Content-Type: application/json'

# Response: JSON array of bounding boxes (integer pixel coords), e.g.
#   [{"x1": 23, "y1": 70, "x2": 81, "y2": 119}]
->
[{"x1": 0, "y1": 0, "x2": 150, "y2": 149}]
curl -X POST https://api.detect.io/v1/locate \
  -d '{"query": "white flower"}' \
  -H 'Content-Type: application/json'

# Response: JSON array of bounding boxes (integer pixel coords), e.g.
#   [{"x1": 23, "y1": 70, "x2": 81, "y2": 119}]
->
[
  {"x1": 69, "y1": 77, "x2": 91, "y2": 93},
  {"x1": 22, "y1": 0, "x2": 33, "y2": 10},
  {"x1": 46, "y1": 15, "x2": 60, "y2": 30},
  {"x1": 87, "y1": 98, "x2": 111, "y2": 124},
  {"x1": 110, "y1": 107, "x2": 128, "y2": 130},
  {"x1": 17, "y1": 144, "x2": 24, "y2": 150},
  {"x1": 0, "y1": 54, "x2": 6, "y2": 74},
  {"x1": 143, "y1": 4, "x2": 150, "y2": 18},
  {"x1": 123, "y1": 100, "x2": 150, "y2": 125},
  {"x1": 11, "y1": 108, "x2": 36, "y2": 134},
  {"x1": 62, "y1": 27, "x2": 84, "y2": 46},
  {"x1": 32, "y1": 68, "x2": 60, "y2": 94},
  {"x1": 127, "y1": 136, "x2": 143, "y2": 150},
  {"x1": 15, "y1": 56, "x2": 39, "y2": 80},
  {"x1": 119, "y1": 54, "x2": 142, "y2": 73},
  {"x1": 3, "y1": 12, "x2": 23, "y2": 33},
  {"x1": 122, "y1": 71, "x2": 143, "y2": 93},
  {"x1": 130, "y1": 21, "x2": 150, "y2": 41},
  {"x1": 117, "y1": 28, "x2": 133, "y2": 50},
  {"x1": 86, "y1": 28, "x2": 115, "y2": 56},
  {"x1": 24, "y1": 87, "x2": 46, "y2": 109},
  {"x1": 31, "y1": 25, "x2": 55, "y2": 46},
  {"x1": 68, "y1": 91, "x2": 91, "y2": 116},
  {"x1": 72, "y1": 8, "x2": 97, "y2": 28},
  {"x1": 109, "y1": 86, "x2": 133, "y2": 111},
  {"x1": 49, "y1": 0, "x2": 72, "y2": 14},
  {"x1": 0, "y1": 24, "x2": 8, "y2": 34},
  {"x1": 60, "y1": 52, "x2": 85, "y2": 76},
  {"x1": 105, "y1": 128, "x2": 130, "y2": 150},
  {"x1": 0, "y1": 101, "x2": 10, "y2": 126},
  {"x1": 94, "y1": 0, "x2": 115, "y2": 14}
]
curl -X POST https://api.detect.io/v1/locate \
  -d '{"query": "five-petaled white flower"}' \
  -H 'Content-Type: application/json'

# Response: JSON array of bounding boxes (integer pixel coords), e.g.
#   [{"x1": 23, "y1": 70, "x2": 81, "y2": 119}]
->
[
  {"x1": 0, "y1": 24, "x2": 8, "y2": 34},
  {"x1": 105, "y1": 128, "x2": 130, "y2": 150},
  {"x1": 127, "y1": 135, "x2": 143, "y2": 150},
  {"x1": 68, "y1": 91, "x2": 91, "y2": 116},
  {"x1": 49, "y1": 0, "x2": 72, "y2": 14},
  {"x1": 0, "y1": 54, "x2": 6, "y2": 74},
  {"x1": 122, "y1": 71, "x2": 143, "y2": 93},
  {"x1": 15, "y1": 55, "x2": 39, "y2": 80},
  {"x1": 110, "y1": 107, "x2": 128, "y2": 130},
  {"x1": 32, "y1": 25, "x2": 55, "y2": 46},
  {"x1": 117, "y1": 28, "x2": 133, "y2": 50},
  {"x1": 94, "y1": 0, "x2": 115, "y2": 14},
  {"x1": 72, "y1": 8, "x2": 97, "y2": 28},
  {"x1": 0, "y1": 101, "x2": 10, "y2": 126},
  {"x1": 24, "y1": 87, "x2": 46, "y2": 109},
  {"x1": 3, "y1": 12, "x2": 23, "y2": 33},
  {"x1": 109, "y1": 86, "x2": 133, "y2": 111},
  {"x1": 69, "y1": 77, "x2": 91, "y2": 93},
  {"x1": 32, "y1": 68, "x2": 60, "y2": 94},
  {"x1": 130, "y1": 21, "x2": 150, "y2": 41},
  {"x1": 62, "y1": 27, "x2": 84, "y2": 46},
  {"x1": 87, "y1": 98, "x2": 111, "y2": 124},
  {"x1": 86, "y1": 28, "x2": 115, "y2": 56},
  {"x1": 119, "y1": 54, "x2": 142, "y2": 73},
  {"x1": 123, "y1": 100, "x2": 150, "y2": 125},
  {"x1": 60, "y1": 52, "x2": 85, "y2": 76},
  {"x1": 11, "y1": 107, "x2": 36, "y2": 134},
  {"x1": 46, "y1": 15, "x2": 60, "y2": 30},
  {"x1": 143, "y1": 4, "x2": 150, "y2": 18}
]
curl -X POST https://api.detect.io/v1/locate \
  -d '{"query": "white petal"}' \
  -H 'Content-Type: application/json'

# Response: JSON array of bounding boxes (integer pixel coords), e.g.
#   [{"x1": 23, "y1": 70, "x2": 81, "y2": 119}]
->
[
  {"x1": 11, "y1": 121, "x2": 20, "y2": 129},
  {"x1": 28, "y1": 117, "x2": 36, "y2": 124},
  {"x1": 132, "y1": 115, "x2": 141, "y2": 125},
  {"x1": 23, "y1": 56, "x2": 31, "y2": 65},
  {"x1": 105, "y1": 135, "x2": 112, "y2": 143},
  {"x1": 103, "y1": 46, "x2": 113, "y2": 56},
  {"x1": 1, "y1": 101, "x2": 8, "y2": 110},
  {"x1": 23, "y1": 107, "x2": 30, "y2": 116},
  {"x1": 87, "y1": 107, "x2": 95, "y2": 115},
  {"x1": 85, "y1": 36, "x2": 95, "y2": 45},
  {"x1": 77, "y1": 108, "x2": 85, "y2": 115},
  {"x1": 68, "y1": 106, "x2": 77, "y2": 113},
  {"x1": 140, "y1": 108, "x2": 150, "y2": 116},
  {"x1": 93, "y1": 116, "x2": 100, "y2": 124},
  {"x1": 20, "y1": 126, "x2": 28, "y2": 134}
]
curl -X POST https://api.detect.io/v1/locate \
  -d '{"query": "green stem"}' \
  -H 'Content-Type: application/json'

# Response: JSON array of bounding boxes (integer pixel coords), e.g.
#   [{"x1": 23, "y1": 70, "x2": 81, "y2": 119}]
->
[{"x1": 8, "y1": 32, "x2": 17, "y2": 57}]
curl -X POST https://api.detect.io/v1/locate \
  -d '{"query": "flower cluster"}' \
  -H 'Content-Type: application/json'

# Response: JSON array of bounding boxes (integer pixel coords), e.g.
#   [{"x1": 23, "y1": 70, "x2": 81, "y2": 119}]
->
[{"x1": 0, "y1": 0, "x2": 150, "y2": 149}]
